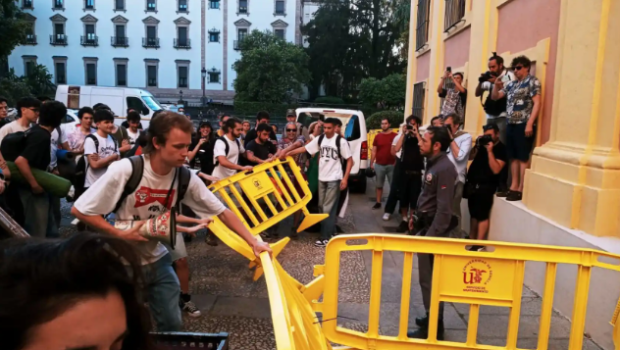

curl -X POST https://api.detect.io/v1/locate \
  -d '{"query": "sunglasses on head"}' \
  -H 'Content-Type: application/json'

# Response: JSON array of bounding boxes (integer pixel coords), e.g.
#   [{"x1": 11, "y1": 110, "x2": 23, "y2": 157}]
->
[{"x1": 286, "y1": 129, "x2": 296, "y2": 132}]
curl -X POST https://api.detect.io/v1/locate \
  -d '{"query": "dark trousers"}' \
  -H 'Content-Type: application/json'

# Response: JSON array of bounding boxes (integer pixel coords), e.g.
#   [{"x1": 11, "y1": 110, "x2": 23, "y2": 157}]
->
[
  {"x1": 418, "y1": 253, "x2": 444, "y2": 320},
  {"x1": 400, "y1": 171, "x2": 423, "y2": 212},
  {"x1": 384, "y1": 159, "x2": 403, "y2": 215}
]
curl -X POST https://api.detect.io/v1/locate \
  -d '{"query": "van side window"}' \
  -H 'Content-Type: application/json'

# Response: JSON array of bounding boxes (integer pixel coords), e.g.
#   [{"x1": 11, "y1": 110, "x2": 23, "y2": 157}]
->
[
  {"x1": 127, "y1": 97, "x2": 146, "y2": 115},
  {"x1": 61, "y1": 114, "x2": 74, "y2": 124},
  {"x1": 345, "y1": 114, "x2": 361, "y2": 141}
]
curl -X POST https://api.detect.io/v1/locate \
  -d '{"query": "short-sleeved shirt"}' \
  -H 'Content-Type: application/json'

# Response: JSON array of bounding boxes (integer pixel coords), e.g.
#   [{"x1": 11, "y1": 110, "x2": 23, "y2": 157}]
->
[
  {"x1": 49, "y1": 127, "x2": 69, "y2": 170},
  {"x1": 0, "y1": 120, "x2": 29, "y2": 144},
  {"x1": 372, "y1": 132, "x2": 397, "y2": 166},
  {"x1": 84, "y1": 133, "x2": 120, "y2": 187},
  {"x1": 245, "y1": 139, "x2": 277, "y2": 165},
  {"x1": 305, "y1": 134, "x2": 352, "y2": 182},
  {"x1": 439, "y1": 88, "x2": 468, "y2": 119},
  {"x1": 21, "y1": 125, "x2": 51, "y2": 171},
  {"x1": 244, "y1": 128, "x2": 278, "y2": 147},
  {"x1": 212, "y1": 136, "x2": 245, "y2": 180},
  {"x1": 189, "y1": 137, "x2": 215, "y2": 175},
  {"x1": 501, "y1": 75, "x2": 541, "y2": 124},
  {"x1": 278, "y1": 136, "x2": 306, "y2": 169},
  {"x1": 467, "y1": 140, "x2": 507, "y2": 187},
  {"x1": 67, "y1": 126, "x2": 97, "y2": 150}
]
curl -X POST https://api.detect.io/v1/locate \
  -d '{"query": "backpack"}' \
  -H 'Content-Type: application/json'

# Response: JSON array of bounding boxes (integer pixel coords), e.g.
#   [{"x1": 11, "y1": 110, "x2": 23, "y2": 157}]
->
[
  {"x1": 73, "y1": 134, "x2": 119, "y2": 194},
  {"x1": 112, "y1": 156, "x2": 191, "y2": 214},
  {"x1": 0, "y1": 129, "x2": 32, "y2": 162},
  {"x1": 214, "y1": 136, "x2": 241, "y2": 167}
]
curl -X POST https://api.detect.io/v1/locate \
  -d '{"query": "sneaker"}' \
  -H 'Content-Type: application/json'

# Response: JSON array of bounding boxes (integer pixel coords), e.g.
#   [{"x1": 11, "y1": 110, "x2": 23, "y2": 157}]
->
[
  {"x1": 467, "y1": 245, "x2": 485, "y2": 252},
  {"x1": 382, "y1": 213, "x2": 391, "y2": 221},
  {"x1": 372, "y1": 202, "x2": 381, "y2": 210},
  {"x1": 181, "y1": 300, "x2": 202, "y2": 317},
  {"x1": 396, "y1": 220, "x2": 409, "y2": 233},
  {"x1": 315, "y1": 239, "x2": 329, "y2": 247},
  {"x1": 506, "y1": 191, "x2": 523, "y2": 202}
]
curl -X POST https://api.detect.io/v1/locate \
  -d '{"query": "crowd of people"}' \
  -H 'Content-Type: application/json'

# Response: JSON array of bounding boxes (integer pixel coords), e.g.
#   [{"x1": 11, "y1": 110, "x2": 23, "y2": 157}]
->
[{"x1": 0, "y1": 52, "x2": 541, "y2": 345}]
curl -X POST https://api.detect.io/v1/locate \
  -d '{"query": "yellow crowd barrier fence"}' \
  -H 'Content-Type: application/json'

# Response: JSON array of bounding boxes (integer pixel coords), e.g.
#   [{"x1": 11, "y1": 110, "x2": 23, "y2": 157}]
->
[{"x1": 206, "y1": 158, "x2": 620, "y2": 350}]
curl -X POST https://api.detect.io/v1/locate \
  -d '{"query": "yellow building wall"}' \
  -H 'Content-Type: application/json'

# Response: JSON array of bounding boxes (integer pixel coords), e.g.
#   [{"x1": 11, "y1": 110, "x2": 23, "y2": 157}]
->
[{"x1": 405, "y1": 0, "x2": 620, "y2": 238}]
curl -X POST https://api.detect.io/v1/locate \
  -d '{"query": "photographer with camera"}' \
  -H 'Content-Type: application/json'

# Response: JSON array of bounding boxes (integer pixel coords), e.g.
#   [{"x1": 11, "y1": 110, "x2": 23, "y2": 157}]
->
[
  {"x1": 465, "y1": 124, "x2": 507, "y2": 251},
  {"x1": 438, "y1": 68, "x2": 467, "y2": 121},
  {"x1": 390, "y1": 115, "x2": 424, "y2": 233},
  {"x1": 443, "y1": 113, "x2": 472, "y2": 237}
]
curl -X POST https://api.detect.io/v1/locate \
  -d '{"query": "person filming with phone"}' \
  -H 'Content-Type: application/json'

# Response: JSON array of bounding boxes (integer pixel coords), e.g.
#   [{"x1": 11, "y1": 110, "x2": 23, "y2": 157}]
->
[
  {"x1": 465, "y1": 123, "x2": 507, "y2": 251},
  {"x1": 438, "y1": 67, "x2": 468, "y2": 121}
]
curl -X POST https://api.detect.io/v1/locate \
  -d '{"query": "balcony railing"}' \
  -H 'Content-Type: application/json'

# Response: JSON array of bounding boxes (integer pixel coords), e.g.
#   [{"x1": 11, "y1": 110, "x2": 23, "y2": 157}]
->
[
  {"x1": 23, "y1": 0, "x2": 33, "y2": 9},
  {"x1": 111, "y1": 36, "x2": 129, "y2": 47},
  {"x1": 23, "y1": 34, "x2": 37, "y2": 45},
  {"x1": 415, "y1": 0, "x2": 430, "y2": 51},
  {"x1": 54, "y1": 0, "x2": 64, "y2": 9},
  {"x1": 174, "y1": 38, "x2": 191, "y2": 49},
  {"x1": 233, "y1": 40, "x2": 243, "y2": 50},
  {"x1": 81, "y1": 35, "x2": 99, "y2": 46},
  {"x1": 50, "y1": 34, "x2": 68, "y2": 46},
  {"x1": 239, "y1": 5, "x2": 248, "y2": 13},
  {"x1": 143, "y1": 37, "x2": 160, "y2": 48},
  {"x1": 444, "y1": 0, "x2": 466, "y2": 32}
]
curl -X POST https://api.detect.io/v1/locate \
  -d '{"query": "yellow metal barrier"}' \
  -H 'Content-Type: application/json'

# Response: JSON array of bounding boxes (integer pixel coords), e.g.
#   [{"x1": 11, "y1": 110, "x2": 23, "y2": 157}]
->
[
  {"x1": 315, "y1": 234, "x2": 620, "y2": 350},
  {"x1": 209, "y1": 157, "x2": 327, "y2": 235}
]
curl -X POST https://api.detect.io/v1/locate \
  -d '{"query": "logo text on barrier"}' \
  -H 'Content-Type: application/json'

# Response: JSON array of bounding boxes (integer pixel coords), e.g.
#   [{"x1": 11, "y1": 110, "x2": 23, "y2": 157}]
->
[{"x1": 462, "y1": 259, "x2": 493, "y2": 294}]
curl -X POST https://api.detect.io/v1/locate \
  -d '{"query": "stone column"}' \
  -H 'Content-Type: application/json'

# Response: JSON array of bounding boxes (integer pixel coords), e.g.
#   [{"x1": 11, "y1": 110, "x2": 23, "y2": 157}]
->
[
  {"x1": 524, "y1": 0, "x2": 620, "y2": 237},
  {"x1": 404, "y1": 0, "x2": 419, "y2": 119}
]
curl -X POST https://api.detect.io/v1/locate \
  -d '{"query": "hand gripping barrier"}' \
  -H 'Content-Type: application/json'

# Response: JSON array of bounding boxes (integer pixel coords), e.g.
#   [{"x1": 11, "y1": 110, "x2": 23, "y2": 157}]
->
[{"x1": 209, "y1": 157, "x2": 327, "y2": 235}]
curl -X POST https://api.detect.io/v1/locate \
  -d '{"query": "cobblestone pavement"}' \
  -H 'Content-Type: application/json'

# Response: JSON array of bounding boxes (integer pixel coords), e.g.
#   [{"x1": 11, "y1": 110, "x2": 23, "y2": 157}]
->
[{"x1": 59, "y1": 186, "x2": 605, "y2": 350}]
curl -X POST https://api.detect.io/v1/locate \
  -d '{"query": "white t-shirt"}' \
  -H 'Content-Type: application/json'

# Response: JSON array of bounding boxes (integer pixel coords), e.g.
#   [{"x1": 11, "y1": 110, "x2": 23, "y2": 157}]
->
[
  {"x1": 74, "y1": 155, "x2": 226, "y2": 265},
  {"x1": 305, "y1": 134, "x2": 352, "y2": 182},
  {"x1": 392, "y1": 132, "x2": 403, "y2": 159},
  {"x1": 0, "y1": 120, "x2": 29, "y2": 144},
  {"x1": 127, "y1": 129, "x2": 141, "y2": 146},
  {"x1": 447, "y1": 132, "x2": 473, "y2": 184},
  {"x1": 212, "y1": 136, "x2": 245, "y2": 180},
  {"x1": 49, "y1": 127, "x2": 68, "y2": 170},
  {"x1": 84, "y1": 133, "x2": 120, "y2": 187}
]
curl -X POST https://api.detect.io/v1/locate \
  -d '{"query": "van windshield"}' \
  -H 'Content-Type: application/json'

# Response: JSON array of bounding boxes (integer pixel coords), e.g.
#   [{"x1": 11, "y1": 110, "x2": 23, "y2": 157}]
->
[
  {"x1": 297, "y1": 111, "x2": 361, "y2": 141},
  {"x1": 142, "y1": 96, "x2": 162, "y2": 111}
]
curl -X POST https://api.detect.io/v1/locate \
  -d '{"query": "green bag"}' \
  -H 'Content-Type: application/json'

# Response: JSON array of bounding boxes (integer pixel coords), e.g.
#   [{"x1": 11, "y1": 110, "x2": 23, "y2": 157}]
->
[
  {"x1": 7, "y1": 162, "x2": 72, "y2": 198},
  {"x1": 307, "y1": 154, "x2": 319, "y2": 194}
]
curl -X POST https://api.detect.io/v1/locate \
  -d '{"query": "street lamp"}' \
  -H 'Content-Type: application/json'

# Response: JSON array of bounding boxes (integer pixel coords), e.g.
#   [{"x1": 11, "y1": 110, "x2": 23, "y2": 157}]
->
[
  {"x1": 179, "y1": 90, "x2": 183, "y2": 105},
  {"x1": 201, "y1": 67, "x2": 207, "y2": 115}
]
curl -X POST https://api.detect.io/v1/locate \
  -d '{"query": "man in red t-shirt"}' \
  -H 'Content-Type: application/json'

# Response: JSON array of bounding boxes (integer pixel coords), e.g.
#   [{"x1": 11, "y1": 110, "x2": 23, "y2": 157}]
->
[{"x1": 370, "y1": 118, "x2": 397, "y2": 210}]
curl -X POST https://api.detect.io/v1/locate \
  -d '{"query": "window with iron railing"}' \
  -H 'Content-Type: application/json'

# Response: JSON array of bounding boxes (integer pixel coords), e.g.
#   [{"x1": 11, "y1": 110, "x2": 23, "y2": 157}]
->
[
  {"x1": 23, "y1": 0, "x2": 33, "y2": 9},
  {"x1": 239, "y1": 0, "x2": 247, "y2": 13},
  {"x1": 275, "y1": 29, "x2": 285, "y2": 40},
  {"x1": 50, "y1": 33, "x2": 67, "y2": 45},
  {"x1": 444, "y1": 0, "x2": 466, "y2": 32},
  {"x1": 208, "y1": 72, "x2": 220, "y2": 84},
  {"x1": 412, "y1": 82, "x2": 426, "y2": 119},
  {"x1": 147, "y1": 65, "x2": 157, "y2": 86},
  {"x1": 416, "y1": 0, "x2": 430, "y2": 51},
  {"x1": 209, "y1": 32, "x2": 220, "y2": 42},
  {"x1": 178, "y1": 66, "x2": 188, "y2": 88},
  {"x1": 24, "y1": 34, "x2": 37, "y2": 44},
  {"x1": 54, "y1": 0, "x2": 64, "y2": 9},
  {"x1": 86, "y1": 63, "x2": 97, "y2": 85},
  {"x1": 85, "y1": 0, "x2": 94, "y2": 9},
  {"x1": 147, "y1": 0, "x2": 156, "y2": 12},
  {"x1": 209, "y1": 0, "x2": 219, "y2": 9},
  {"x1": 115, "y1": 0, "x2": 124, "y2": 10},
  {"x1": 116, "y1": 64, "x2": 127, "y2": 86},
  {"x1": 275, "y1": 0, "x2": 285, "y2": 14},
  {"x1": 55, "y1": 62, "x2": 66, "y2": 84},
  {"x1": 178, "y1": 0, "x2": 187, "y2": 12}
]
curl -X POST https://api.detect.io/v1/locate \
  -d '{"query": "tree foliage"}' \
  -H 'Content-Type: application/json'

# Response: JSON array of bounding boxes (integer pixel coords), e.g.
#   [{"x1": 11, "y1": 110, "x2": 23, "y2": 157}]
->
[
  {"x1": 358, "y1": 74, "x2": 406, "y2": 110},
  {"x1": 233, "y1": 30, "x2": 311, "y2": 103},
  {"x1": 0, "y1": 65, "x2": 55, "y2": 105},
  {"x1": 25, "y1": 64, "x2": 56, "y2": 96},
  {"x1": 366, "y1": 110, "x2": 404, "y2": 129},
  {"x1": 0, "y1": 0, "x2": 30, "y2": 58},
  {"x1": 0, "y1": 69, "x2": 33, "y2": 105},
  {"x1": 303, "y1": 0, "x2": 408, "y2": 100}
]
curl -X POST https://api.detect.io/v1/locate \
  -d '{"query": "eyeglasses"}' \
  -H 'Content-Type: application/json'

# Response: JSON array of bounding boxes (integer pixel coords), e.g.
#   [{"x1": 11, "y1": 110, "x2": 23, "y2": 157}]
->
[
  {"x1": 513, "y1": 65, "x2": 524, "y2": 71},
  {"x1": 286, "y1": 129, "x2": 296, "y2": 132}
]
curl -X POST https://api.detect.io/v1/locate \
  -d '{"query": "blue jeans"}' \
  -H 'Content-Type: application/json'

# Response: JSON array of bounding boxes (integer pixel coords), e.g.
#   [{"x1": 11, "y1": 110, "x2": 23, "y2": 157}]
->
[
  {"x1": 142, "y1": 254, "x2": 183, "y2": 332},
  {"x1": 318, "y1": 180, "x2": 340, "y2": 241},
  {"x1": 18, "y1": 188, "x2": 58, "y2": 238}
]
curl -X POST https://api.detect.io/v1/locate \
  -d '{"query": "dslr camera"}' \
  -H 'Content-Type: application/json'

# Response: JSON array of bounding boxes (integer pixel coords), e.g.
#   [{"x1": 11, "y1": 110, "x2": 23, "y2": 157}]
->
[
  {"x1": 479, "y1": 71, "x2": 494, "y2": 83},
  {"x1": 479, "y1": 134, "x2": 493, "y2": 146}
]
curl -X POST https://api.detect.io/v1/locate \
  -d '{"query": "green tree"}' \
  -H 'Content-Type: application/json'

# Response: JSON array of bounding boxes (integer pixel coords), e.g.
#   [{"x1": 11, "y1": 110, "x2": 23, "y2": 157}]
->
[
  {"x1": 233, "y1": 30, "x2": 310, "y2": 103},
  {"x1": 0, "y1": 69, "x2": 33, "y2": 105},
  {"x1": 359, "y1": 74, "x2": 406, "y2": 110},
  {"x1": 0, "y1": 0, "x2": 30, "y2": 59},
  {"x1": 303, "y1": 0, "x2": 407, "y2": 100},
  {"x1": 25, "y1": 64, "x2": 56, "y2": 96}
]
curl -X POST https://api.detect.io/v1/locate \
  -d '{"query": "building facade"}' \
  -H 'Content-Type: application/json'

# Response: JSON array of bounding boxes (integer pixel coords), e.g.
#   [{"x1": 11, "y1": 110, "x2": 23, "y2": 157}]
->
[
  {"x1": 8, "y1": 0, "x2": 302, "y2": 103},
  {"x1": 404, "y1": 0, "x2": 620, "y2": 348}
]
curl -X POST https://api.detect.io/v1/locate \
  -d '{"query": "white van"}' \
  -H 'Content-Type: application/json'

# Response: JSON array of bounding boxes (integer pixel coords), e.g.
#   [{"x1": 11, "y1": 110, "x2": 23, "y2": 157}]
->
[
  {"x1": 55, "y1": 85, "x2": 163, "y2": 127},
  {"x1": 296, "y1": 108, "x2": 368, "y2": 193}
]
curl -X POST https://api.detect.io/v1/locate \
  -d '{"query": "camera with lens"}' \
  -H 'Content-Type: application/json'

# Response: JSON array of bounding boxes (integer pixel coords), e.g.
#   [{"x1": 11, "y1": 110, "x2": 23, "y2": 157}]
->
[
  {"x1": 406, "y1": 125, "x2": 413, "y2": 130},
  {"x1": 479, "y1": 134, "x2": 493, "y2": 146},
  {"x1": 479, "y1": 71, "x2": 494, "y2": 83}
]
